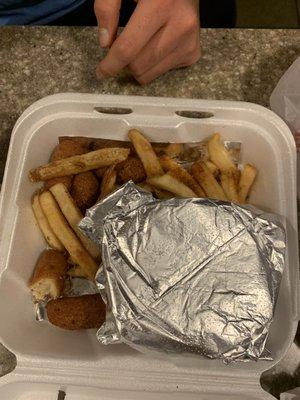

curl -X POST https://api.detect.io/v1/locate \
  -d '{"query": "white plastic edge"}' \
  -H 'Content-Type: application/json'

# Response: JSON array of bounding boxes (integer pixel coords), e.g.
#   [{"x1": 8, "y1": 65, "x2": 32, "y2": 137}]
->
[{"x1": 0, "y1": 364, "x2": 276, "y2": 400}]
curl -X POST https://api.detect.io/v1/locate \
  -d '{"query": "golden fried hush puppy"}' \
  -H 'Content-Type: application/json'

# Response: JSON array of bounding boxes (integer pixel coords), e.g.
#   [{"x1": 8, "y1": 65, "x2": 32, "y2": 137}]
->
[
  {"x1": 71, "y1": 171, "x2": 99, "y2": 211},
  {"x1": 29, "y1": 250, "x2": 68, "y2": 301},
  {"x1": 44, "y1": 140, "x2": 89, "y2": 190},
  {"x1": 46, "y1": 294, "x2": 106, "y2": 330},
  {"x1": 117, "y1": 157, "x2": 146, "y2": 183},
  {"x1": 50, "y1": 140, "x2": 88, "y2": 161}
]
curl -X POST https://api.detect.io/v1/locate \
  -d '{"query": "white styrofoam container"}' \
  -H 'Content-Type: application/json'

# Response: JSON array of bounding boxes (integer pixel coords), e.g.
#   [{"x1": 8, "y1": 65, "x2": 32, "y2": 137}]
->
[{"x1": 0, "y1": 94, "x2": 298, "y2": 399}]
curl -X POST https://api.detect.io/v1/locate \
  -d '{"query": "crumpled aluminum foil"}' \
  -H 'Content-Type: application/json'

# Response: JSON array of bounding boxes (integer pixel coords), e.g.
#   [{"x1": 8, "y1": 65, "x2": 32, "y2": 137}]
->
[{"x1": 79, "y1": 182, "x2": 286, "y2": 363}]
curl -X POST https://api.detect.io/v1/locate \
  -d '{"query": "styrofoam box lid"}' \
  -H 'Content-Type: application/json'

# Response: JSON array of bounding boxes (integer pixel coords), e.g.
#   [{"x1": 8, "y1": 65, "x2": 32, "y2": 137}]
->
[
  {"x1": 0, "y1": 94, "x2": 299, "y2": 399},
  {"x1": 0, "y1": 381, "x2": 280, "y2": 399}
]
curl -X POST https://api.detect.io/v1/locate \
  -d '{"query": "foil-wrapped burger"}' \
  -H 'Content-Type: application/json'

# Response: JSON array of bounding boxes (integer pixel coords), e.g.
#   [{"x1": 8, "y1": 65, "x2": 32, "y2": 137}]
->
[{"x1": 80, "y1": 182, "x2": 285, "y2": 362}]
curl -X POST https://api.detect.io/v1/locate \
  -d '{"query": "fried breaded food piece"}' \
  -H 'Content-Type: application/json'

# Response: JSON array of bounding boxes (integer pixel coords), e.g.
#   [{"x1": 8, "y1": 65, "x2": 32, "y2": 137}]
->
[
  {"x1": 99, "y1": 166, "x2": 117, "y2": 200},
  {"x1": 46, "y1": 294, "x2": 106, "y2": 330},
  {"x1": 71, "y1": 171, "x2": 99, "y2": 211},
  {"x1": 59, "y1": 137, "x2": 134, "y2": 154},
  {"x1": 59, "y1": 136, "x2": 93, "y2": 148},
  {"x1": 44, "y1": 175, "x2": 73, "y2": 191},
  {"x1": 50, "y1": 140, "x2": 88, "y2": 161},
  {"x1": 117, "y1": 156, "x2": 146, "y2": 183},
  {"x1": 44, "y1": 139, "x2": 88, "y2": 190},
  {"x1": 29, "y1": 250, "x2": 68, "y2": 301}
]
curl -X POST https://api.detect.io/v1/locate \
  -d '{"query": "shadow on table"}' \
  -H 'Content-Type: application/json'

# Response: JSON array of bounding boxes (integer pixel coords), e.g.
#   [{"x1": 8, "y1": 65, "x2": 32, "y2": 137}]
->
[
  {"x1": 0, "y1": 344, "x2": 16, "y2": 377},
  {"x1": 0, "y1": 112, "x2": 17, "y2": 183},
  {"x1": 261, "y1": 364, "x2": 300, "y2": 399}
]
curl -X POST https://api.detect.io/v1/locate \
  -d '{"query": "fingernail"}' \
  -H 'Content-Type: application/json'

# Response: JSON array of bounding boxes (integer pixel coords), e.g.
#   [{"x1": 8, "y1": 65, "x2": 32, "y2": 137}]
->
[{"x1": 99, "y1": 28, "x2": 109, "y2": 48}]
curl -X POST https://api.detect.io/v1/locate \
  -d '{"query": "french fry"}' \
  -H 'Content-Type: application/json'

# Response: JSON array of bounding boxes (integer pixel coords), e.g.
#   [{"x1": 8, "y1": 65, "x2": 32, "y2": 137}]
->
[
  {"x1": 137, "y1": 182, "x2": 155, "y2": 193},
  {"x1": 29, "y1": 148, "x2": 130, "y2": 182},
  {"x1": 153, "y1": 187, "x2": 174, "y2": 200},
  {"x1": 67, "y1": 264, "x2": 88, "y2": 278},
  {"x1": 164, "y1": 143, "x2": 183, "y2": 158},
  {"x1": 147, "y1": 173, "x2": 196, "y2": 198},
  {"x1": 99, "y1": 166, "x2": 117, "y2": 200},
  {"x1": 191, "y1": 161, "x2": 228, "y2": 201},
  {"x1": 39, "y1": 191, "x2": 98, "y2": 280},
  {"x1": 49, "y1": 183, "x2": 101, "y2": 261},
  {"x1": 205, "y1": 160, "x2": 218, "y2": 176},
  {"x1": 32, "y1": 193, "x2": 64, "y2": 251},
  {"x1": 160, "y1": 155, "x2": 205, "y2": 197},
  {"x1": 238, "y1": 164, "x2": 257, "y2": 203},
  {"x1": 67, "y1": 256, "x2": 103, "y2": 278},
  {"x1": 208, "y1": 133, "x2": 235, "y2": 172},
  {"x1": 220, "y1": 170, "x2": 239, "y2": 203},
  {"x1": 234, "y1": 169, "x2": 241, "y2": 187},
  {"x1": 136, "y1": 182, "x2": 173, "y2": 200},
  {"x1": 128, "y1": 129, "x2": 164, "y2": 177}
]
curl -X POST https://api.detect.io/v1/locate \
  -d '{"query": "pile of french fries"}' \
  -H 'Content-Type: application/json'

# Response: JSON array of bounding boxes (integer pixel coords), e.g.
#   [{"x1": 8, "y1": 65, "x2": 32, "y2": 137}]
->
[
  {"x1": 29, "y1": 130, "x2": 257, "y2": 285},
  {"x1": 129, "y1": 129, "x2": 257, "y2": 204}
]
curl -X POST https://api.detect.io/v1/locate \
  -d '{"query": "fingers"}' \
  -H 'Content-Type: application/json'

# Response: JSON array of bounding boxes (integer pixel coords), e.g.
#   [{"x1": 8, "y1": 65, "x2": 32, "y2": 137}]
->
[
  {"x1": 96, "y1": 0, "x2": 165, "y2": 79},
  {"x1": 95, "y1": 0, "x2": 201, "y2": 83},
  {"x1": 94, "y1": 0, "x2": 121, "y2": 48},
  {"x1": 135, "y1": 44, "x2": 201, "y2": 85},
  {"x1": 127, "y1": 26, "x2": 178, "y2": 78},
  {"x1": 128, "y1": 16, "x2": 200, "y2": 78},
  {"x1": 129, "y1": 17, "x2": 201, "y2": 83}
]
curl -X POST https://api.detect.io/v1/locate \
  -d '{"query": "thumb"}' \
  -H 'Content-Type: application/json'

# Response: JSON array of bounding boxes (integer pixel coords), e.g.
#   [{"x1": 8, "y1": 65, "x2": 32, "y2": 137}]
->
[{"x1": 94, "y1": 0, "x2": 121, "y2": 48}]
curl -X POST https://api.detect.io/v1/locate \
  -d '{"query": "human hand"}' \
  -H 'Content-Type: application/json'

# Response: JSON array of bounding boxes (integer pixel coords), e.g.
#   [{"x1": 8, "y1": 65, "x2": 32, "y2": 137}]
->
[{"x1": 94, "y1": 0, "x2": 201, "y2": 84}]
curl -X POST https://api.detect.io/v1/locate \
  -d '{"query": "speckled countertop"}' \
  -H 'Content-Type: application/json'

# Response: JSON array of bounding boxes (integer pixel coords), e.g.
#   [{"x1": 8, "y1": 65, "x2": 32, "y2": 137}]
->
[
  {"x1": 0, "y1": 26, "x2": 299, "y2": 396},
  {"x1": 1, "y1": 27, "x2": 300, "y2": 180}
]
